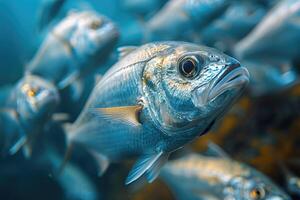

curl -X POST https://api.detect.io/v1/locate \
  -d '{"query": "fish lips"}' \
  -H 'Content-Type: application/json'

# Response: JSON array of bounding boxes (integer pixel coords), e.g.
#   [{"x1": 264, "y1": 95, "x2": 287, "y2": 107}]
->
[{"x1": 192, "y1": 63, "x2": 249, "y2": 108}]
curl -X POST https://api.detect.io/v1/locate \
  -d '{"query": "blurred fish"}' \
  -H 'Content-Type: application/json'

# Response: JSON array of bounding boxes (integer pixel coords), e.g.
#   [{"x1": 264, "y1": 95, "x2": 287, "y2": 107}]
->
[
  {"x1": 64, "y1": 41, "x2": 249, "y2": 184},
  {"x1": 235, "y1": 0, "x2": 300, "y2": 62},
  {"x1": 121, "y1": 0, "x2": 167, "y2": 20},
  {"x1": 244, "y1": 60, "x2": 298, "y2": 96},
  {"x1": 38, "y1": 0, "x2": 66, "y2": 31},
  {"x1": 27, "y1": 10, "x2": 119, "y2": 90},
  {"x1": 38, "y1": 147, "x2": 100, "y2": 200},
  {"x1": 200, "y1": 1, "x2": 266, "y2": 53},
  {"x1": 160, "y1": 144, "x2": 291, "y2": 200},
  {"x1": 144, "y1": 0, "x2": 230, "y2": 41},
  {"x1": 0, "y1": 75, "x2": 59, "y2": 157},
  {"x1": 279, "y1": 162, "x2": 300, "y2": 196}
]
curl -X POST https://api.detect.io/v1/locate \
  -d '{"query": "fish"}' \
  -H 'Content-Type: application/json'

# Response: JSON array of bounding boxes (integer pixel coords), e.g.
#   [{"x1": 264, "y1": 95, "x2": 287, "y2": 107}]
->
[
  {"x1": 38, "y1": 0, "x2": 66, "y2": 31},
  {"x1": 121, "y1": 0, "x2": 167, "y2": 20},
  {"x1": 144, "y1": 0, "x2": 230, "y2": 41},
  {"x1": 279, "y1": 162, "x2": 300, "y2": 196},
  {"x1": 0, "y1": 75, "x2": 59, "y2": 157},
  {"x1": 160, "y1": 144, "x2": 291, "y2": 200},
  {"x1": 27, "y1": 10, "x2": 119, "y2": 90},
  {"x1": 200, "y1": 1, "x2": 267, "y2": 53},
  {"x1": 243, "y1": 60, "x2": 298, "y2": 96},
  {"x1": 64, "y1": 41, "x2": 249, "y2": 184},
  {"x1": 235, "y1": 0, "x2": 300, "y2": 62}
]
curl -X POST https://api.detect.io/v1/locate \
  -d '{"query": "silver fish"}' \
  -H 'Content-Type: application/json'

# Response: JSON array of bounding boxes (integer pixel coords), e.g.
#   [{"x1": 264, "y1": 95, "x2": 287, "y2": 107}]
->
[
  {"x1": 65, "y1": 41, "x2": 249, "y2": 184},
  {"x1": 200, "y1": 2, "x2": 267, "y2": 53},
  {"x1": 1, "y1": 75, "x2": 59, "y2": 157},
  {"x1": 244, "y1": 60, "x2": 298, "y2": 96},
  {"x1": 27, "y1": 10, "x2": 119, "y2": 89},
  {"x1": 160, "y1": 146, "x2": 291, "y2": 200},
  {"x1": 144, "y1": 0, "x2": 230, "y2": 41},
  {"x1": 235, "y1": 0, "x2": 300, "y2": 62}
]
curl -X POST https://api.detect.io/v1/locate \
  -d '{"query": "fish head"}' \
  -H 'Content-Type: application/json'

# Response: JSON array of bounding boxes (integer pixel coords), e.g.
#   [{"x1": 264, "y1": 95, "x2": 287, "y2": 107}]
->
[
  {"x1": 53, "y1": 10, "x2": 119, "y2": 67},
  {"x1": 223, "y1": 175, "x2": 291, "y2": 200},
  {"x1": 142, "y1": 42, "x2": 249, "y2": 139},
  {"x1": 15, "y1": 75, "x2": 60, "y2": 122}
]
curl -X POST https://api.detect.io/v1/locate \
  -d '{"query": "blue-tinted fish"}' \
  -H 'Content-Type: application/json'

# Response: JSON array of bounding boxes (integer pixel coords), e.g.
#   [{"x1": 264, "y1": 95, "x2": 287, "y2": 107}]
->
[
  {"x1": 144, "y1": 0, "x2": 230, "y2": 41},
  {"x1": 200, "y1": 2, "x2": 266, "y2": 53},
  {"x1": 27, "y1": 10, "x2": 119, "y2": 89},
  {"x1": 235, "y1": 0, "x2": 300, "y2": 62},
  {"x1": 279, "y1": 162, "x2": 300, "y2": 196},
  {"x1": 0, "y1": 75, "x2": 59, "y2": 157},
  {"x1": 244, "y1": 61, "x2": 298, "y2": 96},
  {"x1": 160, "y1": 145, "x2": 291, "y2": 200},
  {"x1": 64, "y1": 41, "x2": 249, "y2": 184},
  {"x1": 121, "y1": 0, "x2": 167, "y2": 20},
  {"x1": 38, "y1": 0, "x2": 66, "y2": 31}
]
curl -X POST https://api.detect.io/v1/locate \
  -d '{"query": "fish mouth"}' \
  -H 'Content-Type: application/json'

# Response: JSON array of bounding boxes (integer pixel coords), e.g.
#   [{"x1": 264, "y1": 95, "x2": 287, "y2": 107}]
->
[{"x1": 192, "y1": 63, "x2": 249, "y2": 107}]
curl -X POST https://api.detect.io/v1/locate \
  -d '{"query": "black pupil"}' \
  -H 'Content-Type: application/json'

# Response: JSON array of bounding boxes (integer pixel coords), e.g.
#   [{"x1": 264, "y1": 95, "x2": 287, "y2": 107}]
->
[{"x1": 182, "y1": 59, "x2": 195, "y2": 75}]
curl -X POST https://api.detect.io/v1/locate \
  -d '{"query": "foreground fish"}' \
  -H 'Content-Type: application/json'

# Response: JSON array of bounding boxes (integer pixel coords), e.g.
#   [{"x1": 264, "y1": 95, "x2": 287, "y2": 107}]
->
[
  {"x1": 160, "y1": 146, "x2": 291, "y2": 200},
  {"x1": 144, "y1": 0, "x2": 230, "y2": 41},
  {"x1": 65, "y1": 41, "x2": 249, "y2": 184},
  {"x1": 200, "y1": 1, "x2": 266, "y2": 53},
  {"x1": 27, "y1": 10, "x2": 119, "y2": 89},
  {"x1": 235, "y1": 0, "x2": 300, "y2": 62},
  {"x1": 0, "y1": 75, "x2": 59, "y2": 157}
]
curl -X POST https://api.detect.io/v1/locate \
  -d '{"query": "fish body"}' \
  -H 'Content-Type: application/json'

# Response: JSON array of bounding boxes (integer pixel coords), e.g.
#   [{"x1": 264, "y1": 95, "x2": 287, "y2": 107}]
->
[
  {"x1": 66, "y1": 41, "x2": 249, "y2": 184},
  {"x1": 0, "y1": 75, "x2": 59, "y2": 157},
  {"x1": 201, "y1": 2, "x2": 266, "y2": 53},
  {"x1": 160, "y1": 153, "x2": 291, "y2": 200},
  {"x1": 27, "y1": 10, "x2": 119, "y2": 89},
  {"x1": 144, "y1": 0, "x2": 230, "y2": 41},
  {"x1": 235, "y1": 0, "x2": 300, "y2": 62}
]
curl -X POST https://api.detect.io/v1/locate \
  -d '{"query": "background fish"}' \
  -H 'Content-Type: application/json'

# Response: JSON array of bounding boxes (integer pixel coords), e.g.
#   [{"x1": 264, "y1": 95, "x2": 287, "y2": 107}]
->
[
  {"x1": 1, "y1": 75, "x2": 59, "y2": 157},
  {"x1": 27, "y1": 10, "x2": 119, "y2": 89},
  {"x1": 160, "y1": 146, "x2": 291, "y2": 200},
  {"x1": 144, "y1": 0, "x2": 230, "y2": 41},
  {"x1": 64, "y1": 41, "x2": 249, "y2": 185}
]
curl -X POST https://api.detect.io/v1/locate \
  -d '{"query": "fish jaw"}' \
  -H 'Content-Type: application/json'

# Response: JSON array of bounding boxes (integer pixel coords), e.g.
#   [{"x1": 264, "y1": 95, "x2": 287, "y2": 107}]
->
[{"x1": 192, "y1": 63, "x2": 249, "y2": 108}]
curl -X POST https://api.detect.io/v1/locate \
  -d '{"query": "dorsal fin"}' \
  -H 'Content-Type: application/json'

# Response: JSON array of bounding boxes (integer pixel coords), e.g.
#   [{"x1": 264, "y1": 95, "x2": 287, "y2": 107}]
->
[
  {"x1": 117, "y1": 46, "x2": 138, "y2": 60},
  {"x1": 92, "y1": 105, "x2": 143, "y2": 127}
]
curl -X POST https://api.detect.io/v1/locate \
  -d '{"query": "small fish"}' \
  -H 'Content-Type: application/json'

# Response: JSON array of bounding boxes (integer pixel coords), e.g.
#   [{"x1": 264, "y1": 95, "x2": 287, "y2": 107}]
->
[
  {"x1": 244, "y1": 60, "x2": 298, "y2": 96},
  {"x1": 200, "y1": 2, "x2": 267, "y2": 53},
  {"x1": 38, "y1": 0, "x2": 66, "y2": 31},
  {"x1": 160, "y1": 144, "x2": 291, "y2": 200},
  {"x1": 279, "y1": 162, "x2": 300, "y2": 196},
  {"x1": 64, "y1": 41, "x2": 249, "y2": 184},
  {"x1": 27, "y1": 10, "x2": 119, "y2": 89},
  {"x1": 235, "y1": 0, "x2": 300, "y2": 62},
  {"x1": 144, "y1": 0, "x2": 230, "y2": 41},
  {"x1": 0, "y1": 75, "x2": 59, "y2": 157}
]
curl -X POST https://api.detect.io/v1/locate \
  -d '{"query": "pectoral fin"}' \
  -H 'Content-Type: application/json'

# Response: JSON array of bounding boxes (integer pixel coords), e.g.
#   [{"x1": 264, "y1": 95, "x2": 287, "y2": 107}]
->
[
  {"x1": 207, "y1": 142, "x2": 230, "y2": 159},
  {"x1": 125, "y1": 151, "x2": 168, "y2": 185},
  {"x1": 9, "y1": 136, "x2": 27, "y2": 155},
  {"x1": 58, "y1": 70, "x2": 80, "y2": 90},
  {"x1": 92, "y1": 105, "x2": 143, "y2": 127},
  {"x1": 88, "y1": 149, "x2": 109, "y2": 176}
]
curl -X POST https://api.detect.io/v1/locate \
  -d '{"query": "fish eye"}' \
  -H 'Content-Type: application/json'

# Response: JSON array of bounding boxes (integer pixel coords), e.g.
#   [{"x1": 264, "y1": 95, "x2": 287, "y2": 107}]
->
[
  {"x1": 27, "y1": 88, "x2": 37, "y2": 97},
  {"x1": 178, "y1": 56, "x2": 203, "y2": 79},
  {"x1": 249, "y1": 186, "x2": 266, "y2": 200}
]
